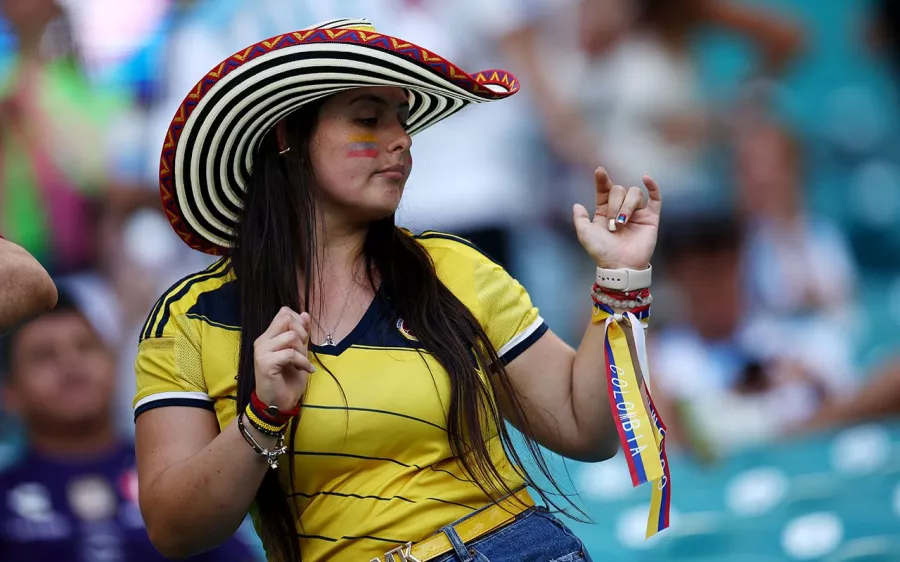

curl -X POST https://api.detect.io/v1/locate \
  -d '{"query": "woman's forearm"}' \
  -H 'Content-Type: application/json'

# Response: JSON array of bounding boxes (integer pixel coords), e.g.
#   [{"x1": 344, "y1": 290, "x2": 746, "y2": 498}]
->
[
  {"x1": 139, "y1": 413, "x2": 275, "y2": 558},
  {"x1": 569, "y1": 320, "x2": 623, "y2": 460}
]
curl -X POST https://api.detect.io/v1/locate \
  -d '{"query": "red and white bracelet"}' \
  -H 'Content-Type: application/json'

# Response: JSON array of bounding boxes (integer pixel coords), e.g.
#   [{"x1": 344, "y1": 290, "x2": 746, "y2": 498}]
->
[{"x1": 592, "y1": 286, "x2": 652, "y2": 310}]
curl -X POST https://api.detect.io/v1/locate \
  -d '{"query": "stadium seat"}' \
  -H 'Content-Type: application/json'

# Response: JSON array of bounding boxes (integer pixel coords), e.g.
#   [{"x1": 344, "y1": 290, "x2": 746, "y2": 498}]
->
[{"x1": 825, "y1": 537, "x2": 900, "y2": 562}]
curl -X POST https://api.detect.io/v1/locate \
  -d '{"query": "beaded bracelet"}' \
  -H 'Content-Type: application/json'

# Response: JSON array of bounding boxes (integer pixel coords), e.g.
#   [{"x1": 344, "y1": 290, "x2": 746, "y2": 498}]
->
[
  {"x1": 245, "y1": 391, "x2": 301, "y2": 436},
  {"x1": 592, "y1": 284, "x2": 652, "y2": 311},
  {"x1": 245, "y1": 405, "x2": 288, "y2": 436}
]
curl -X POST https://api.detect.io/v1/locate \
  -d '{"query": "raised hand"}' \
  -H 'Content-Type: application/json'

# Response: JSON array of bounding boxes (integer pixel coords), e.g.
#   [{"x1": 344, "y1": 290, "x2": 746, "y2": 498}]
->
[
  {"x1": 253, "y1": 307, "x2": 315, "y2": 411},
  {"x1": 572, "y1": 168, "x2": 662, "y2": 270}
]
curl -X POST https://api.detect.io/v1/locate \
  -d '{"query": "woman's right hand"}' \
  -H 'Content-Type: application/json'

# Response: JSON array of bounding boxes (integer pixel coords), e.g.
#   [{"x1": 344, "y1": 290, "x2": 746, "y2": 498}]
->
[{"x1": 253, "y1": 307, "x2": 315, "y2": 411}]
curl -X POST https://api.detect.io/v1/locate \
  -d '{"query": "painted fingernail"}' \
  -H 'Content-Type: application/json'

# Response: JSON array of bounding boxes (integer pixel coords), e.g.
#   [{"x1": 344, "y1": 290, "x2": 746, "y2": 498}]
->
[
  {"x1": 608, "y1": 218, "x2": 617, "y2": 232},
  {"x1": 617, "y1": 213, "x2": 628, "y2": 225}
]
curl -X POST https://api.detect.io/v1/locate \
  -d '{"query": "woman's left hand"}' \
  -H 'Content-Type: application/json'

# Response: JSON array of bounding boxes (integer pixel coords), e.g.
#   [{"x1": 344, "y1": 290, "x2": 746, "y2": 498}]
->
[{"x1": 573, "y1": 167, "x2": 662, "y2": 270}]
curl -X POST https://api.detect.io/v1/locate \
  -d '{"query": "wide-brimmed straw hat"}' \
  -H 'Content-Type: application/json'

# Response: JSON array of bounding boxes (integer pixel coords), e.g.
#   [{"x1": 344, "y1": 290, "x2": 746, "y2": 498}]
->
[{"x1": 159, "y1": 17, "x2": 520, "y2": 255}]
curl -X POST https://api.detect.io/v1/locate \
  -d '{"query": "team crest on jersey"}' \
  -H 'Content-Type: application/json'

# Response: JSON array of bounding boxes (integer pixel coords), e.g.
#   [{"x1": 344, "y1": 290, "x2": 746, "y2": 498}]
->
[{"x1": 396, "y1": 318, "x2": 418, "y2": 342}]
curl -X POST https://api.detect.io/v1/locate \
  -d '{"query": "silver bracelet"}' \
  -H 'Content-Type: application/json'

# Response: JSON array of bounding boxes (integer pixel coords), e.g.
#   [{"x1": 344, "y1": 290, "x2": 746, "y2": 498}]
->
[{"x1": 237, "y1": 413, "x2": 287, "y2": 470}]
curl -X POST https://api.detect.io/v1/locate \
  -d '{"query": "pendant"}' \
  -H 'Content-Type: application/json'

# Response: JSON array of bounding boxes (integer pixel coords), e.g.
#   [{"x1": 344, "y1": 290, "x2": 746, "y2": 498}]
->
[{"x1": 323, "y1": 334, "x2": 336, "y2": 346}]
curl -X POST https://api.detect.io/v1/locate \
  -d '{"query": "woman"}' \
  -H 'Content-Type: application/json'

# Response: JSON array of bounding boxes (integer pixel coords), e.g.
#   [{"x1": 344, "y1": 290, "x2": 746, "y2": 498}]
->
[{"x1": 133, "y1": 18, "x2": 666, "y2": 562}]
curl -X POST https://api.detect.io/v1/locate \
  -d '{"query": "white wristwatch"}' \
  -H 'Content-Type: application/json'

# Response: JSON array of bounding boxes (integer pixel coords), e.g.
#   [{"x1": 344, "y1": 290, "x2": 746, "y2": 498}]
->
[{"x1": 595, "y1": 265, "x2": 652, "y2": 292}]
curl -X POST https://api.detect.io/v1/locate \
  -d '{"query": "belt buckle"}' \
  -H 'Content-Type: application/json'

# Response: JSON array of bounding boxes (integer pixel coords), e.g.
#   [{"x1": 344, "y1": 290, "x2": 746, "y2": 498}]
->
[{"x1": 369, "y1": 542, "x2": 421, "y2": 562}]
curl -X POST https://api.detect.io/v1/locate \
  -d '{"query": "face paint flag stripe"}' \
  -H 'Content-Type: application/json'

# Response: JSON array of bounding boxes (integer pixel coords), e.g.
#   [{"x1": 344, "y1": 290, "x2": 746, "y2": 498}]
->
[{"x1": 348, "y1": 134, "x2": 379, "y2": 157}]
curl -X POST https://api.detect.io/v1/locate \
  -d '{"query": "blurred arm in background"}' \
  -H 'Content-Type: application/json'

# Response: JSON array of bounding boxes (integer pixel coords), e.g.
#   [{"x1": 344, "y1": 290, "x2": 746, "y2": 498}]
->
[
  {"x1": 560, "y1": 0, "x2": 805, "y2": 211},
  {"x1": 796, "y1": 361, "x2": 900, "y2": 434},
  {"x1": 703, "y1": 0, "x2": 806, "y2": 75},
  {"x1": 660, "y1": 0, "x2": 806, "y2": 142},
  {"x1": 496, "y1": 4, "x2": 601, "y2": 169},
  {"x1": 104, "y1": 183, "x2": 164, "y2": 217},
  {"x1": 0, "y1": 237, "x2": 57, "y2": 331}
]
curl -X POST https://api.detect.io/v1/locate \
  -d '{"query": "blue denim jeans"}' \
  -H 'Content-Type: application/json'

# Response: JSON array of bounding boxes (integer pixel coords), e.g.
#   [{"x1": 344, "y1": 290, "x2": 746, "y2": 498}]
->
[{"x1": 431, "y1": 507, "x2": 594, "y2": 562}]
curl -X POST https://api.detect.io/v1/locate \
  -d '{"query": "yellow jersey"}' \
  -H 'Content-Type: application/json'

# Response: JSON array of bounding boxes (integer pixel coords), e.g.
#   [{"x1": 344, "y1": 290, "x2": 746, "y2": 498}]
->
[{"x1": 133, "y1": 232, "x2": 548, "y2": 561}]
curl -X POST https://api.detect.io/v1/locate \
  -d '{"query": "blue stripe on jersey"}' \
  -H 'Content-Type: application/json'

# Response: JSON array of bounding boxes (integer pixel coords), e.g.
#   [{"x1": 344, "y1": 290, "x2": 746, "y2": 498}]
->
[
  {"x1": 140, "y1": 259, "x2": 229, "y2": 341},
  {"x1": 151, "y1": 261, "x2": 231, "y2": 339},
  {"x1": 188, "y1": 279, "x2": 240, "y2": 329},
  {"x1": 499, "y1": 321, "x2": 548, "y2": 366},
  {"x1": 133, "y1": 397, "x2": 215, "y2": 420}
]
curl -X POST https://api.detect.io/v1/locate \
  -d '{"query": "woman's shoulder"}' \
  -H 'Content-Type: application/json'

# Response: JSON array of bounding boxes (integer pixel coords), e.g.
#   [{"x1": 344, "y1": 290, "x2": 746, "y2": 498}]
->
[
  {"x1": 408, "y1": 229, "x2": 503, "y2": 269},
  {"x1": 139, "y1": 257, "x2": 234, "y2": 342}
]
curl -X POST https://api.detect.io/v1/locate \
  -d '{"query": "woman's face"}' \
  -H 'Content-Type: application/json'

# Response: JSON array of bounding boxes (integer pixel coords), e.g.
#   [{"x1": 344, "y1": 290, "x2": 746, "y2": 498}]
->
[{"x1": 304, "y1": 86, "x2": 413, "y2": 225}]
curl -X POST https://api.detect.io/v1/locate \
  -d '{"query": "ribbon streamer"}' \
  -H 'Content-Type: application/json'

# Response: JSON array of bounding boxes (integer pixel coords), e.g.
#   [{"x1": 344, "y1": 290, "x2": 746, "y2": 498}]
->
[{"x1": 593, "y1": 304, "x2": 670, "y2": 537}]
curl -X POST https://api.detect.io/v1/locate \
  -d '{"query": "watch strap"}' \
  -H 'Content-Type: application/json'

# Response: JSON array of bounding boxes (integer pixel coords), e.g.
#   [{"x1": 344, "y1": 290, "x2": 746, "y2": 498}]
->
[{"x1": 595, "y1": 265, "x2": 652, "y2": 292}]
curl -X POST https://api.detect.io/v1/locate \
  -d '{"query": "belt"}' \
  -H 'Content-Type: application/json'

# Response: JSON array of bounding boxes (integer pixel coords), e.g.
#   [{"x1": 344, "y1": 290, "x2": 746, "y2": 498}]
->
[{"x1": 369, "y1": 488, "x2": 535, "y2": 562}]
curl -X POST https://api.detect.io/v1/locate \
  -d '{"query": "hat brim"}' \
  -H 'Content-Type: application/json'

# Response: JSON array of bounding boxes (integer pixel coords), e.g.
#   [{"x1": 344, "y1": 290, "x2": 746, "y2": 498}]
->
[{"x1": 159, "y1": 18, "x2": 520, "y2": 255}]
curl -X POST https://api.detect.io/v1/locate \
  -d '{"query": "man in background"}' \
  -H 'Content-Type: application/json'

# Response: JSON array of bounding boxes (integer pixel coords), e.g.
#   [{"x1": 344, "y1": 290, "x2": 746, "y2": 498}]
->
[
  {"x1": 787, "y1": 0, "x2": 900, "y2": 434},
  {"x1": 650, "y1": 217, "x2": 835, "y2": 457},
  {"x1": 0, "y1": 237, "x2": 57, "y2": 331},
  {"x1": 0, "y1": 288, "x2": 258, "y2": 561}
]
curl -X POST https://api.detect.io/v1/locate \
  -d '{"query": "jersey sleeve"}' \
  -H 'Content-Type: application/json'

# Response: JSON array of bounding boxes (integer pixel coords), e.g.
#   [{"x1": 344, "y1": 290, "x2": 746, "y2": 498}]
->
[
  {"x1": 471, "y1": 253, "x2": 548, "y2": 365},
  {"x1": 133, "y1": 296, "x2": 212, "y2": 420},
  {"x1": 416, "y1": 232, "x2": 549, "y2": 365}
]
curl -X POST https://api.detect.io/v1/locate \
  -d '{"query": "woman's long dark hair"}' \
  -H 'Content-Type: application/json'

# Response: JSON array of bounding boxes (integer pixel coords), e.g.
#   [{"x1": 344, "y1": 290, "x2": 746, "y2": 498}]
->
[{"x1": 231, "y1": 101, "x2": 583, "y2": 561}]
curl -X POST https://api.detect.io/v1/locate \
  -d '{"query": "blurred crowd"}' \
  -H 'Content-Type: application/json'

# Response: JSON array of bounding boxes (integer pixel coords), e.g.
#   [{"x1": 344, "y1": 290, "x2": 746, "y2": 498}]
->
[{"x1": 2, "y1": 0, "x2": 900, "y2": 560}]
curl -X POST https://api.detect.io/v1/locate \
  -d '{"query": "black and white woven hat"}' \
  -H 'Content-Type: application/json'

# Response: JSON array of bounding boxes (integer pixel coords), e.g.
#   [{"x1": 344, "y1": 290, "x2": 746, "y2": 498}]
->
[{"x1": 158, "y1": 17, "x2": 520, "y2": 255}]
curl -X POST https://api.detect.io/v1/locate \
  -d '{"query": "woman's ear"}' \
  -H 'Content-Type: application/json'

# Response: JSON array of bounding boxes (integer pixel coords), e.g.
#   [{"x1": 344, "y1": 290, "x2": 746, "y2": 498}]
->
[{"x1": 275, "y1": 119, "x2": 289, "y2": 152}]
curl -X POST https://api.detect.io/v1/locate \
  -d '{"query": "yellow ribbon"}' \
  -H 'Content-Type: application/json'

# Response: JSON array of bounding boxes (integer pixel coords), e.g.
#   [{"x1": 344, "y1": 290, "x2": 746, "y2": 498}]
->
[{"x1": 593, "y1": 304, "x2": 670, "y2": 537}]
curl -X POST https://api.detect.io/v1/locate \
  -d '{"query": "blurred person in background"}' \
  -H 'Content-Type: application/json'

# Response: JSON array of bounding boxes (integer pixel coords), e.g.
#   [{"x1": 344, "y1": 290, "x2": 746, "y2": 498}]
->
[
  {"x1": 0, "y1": 236, "x2": 57, "y2": 332},
  {"x1": 733, "y1": 115, "x2": 859, "y2": 395},
  {"x1": 786, "y1": 0, "x2": 900, "y2": 435},
  {"x1": 0, "y1": 0, "x2": 157, "y2": 367},
  {"x1": 0, "y1": 0, "x2": 125, "y2": 275},
  {"x1": 0, "y1": 0, "x2": 180, "y2": 435},
  {"x1": 736, "y1": 117, "x2": 857, "y2": 321},
  {"x1": 568, "y1": 0, "x2": 806, "y2": 215},
  {"x1": 0, "y1": 288, "x2": 258, "y2": 561},
  {"x1": 649, "y1": 217, "x2": 836, "y2": 458},
  {"x1": 0, "y1": 235, "x2": 57, "y2": 468}
]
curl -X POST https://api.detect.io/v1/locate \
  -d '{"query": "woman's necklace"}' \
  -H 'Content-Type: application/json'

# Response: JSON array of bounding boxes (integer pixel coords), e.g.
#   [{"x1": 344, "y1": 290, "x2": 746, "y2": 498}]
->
[{"x1": 313, "y1": 283, "x2": 355, "y2": 347}]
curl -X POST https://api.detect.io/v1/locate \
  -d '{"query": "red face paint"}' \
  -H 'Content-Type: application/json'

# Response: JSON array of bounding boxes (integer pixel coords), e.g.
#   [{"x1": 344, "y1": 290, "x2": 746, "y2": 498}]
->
[{"x1": 348, "y1": 134, "x2": 378, "y2": 158}]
